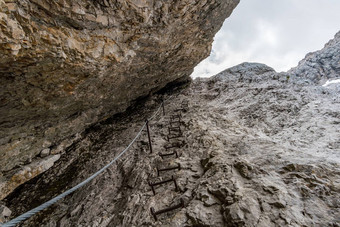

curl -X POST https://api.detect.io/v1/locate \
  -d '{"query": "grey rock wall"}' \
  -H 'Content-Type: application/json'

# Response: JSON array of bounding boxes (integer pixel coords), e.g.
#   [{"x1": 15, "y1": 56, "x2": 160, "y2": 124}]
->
[
  {"x1": 289, "y1": 31, "x2": 340, "y2": 83},
  {"x1": 4, "y1": 31, "x2": 340, "y2": 226}
]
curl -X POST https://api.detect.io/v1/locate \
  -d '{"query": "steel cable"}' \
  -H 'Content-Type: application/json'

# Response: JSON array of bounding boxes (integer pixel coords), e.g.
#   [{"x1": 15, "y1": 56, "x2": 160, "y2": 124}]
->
[{"x1": 1, "y1": 97, "x2": 170, "y2": 227}]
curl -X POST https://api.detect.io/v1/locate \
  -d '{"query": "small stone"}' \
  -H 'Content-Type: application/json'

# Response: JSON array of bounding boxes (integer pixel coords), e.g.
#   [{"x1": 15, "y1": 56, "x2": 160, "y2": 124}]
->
[
  {"x1": 6, "y1": 3, "x2": 17, "y2": 11},
  {"x1": 0, "y1": 205, "x2": 12, "y2": 223},
  {"x1": 5, "y1": 42, "x2": 21, "y2": 51},
  {"x1": 42, "y1": 141, "x2": 52, "y2": 148},
  {"x1": 96, "y1": 15, "x2": 108, "y2": 26},
  {"x1": 71, "y1": 5, "x2": 85, "y2": 15},
  {"x1": 40, "y1": 148, "x2": 50, "y2": 158},
  {"x1": 70, "y1": 204, "x2": 82, "y2": 217},
  {"x1": 234, "y1": 161, "x2": 253, "y2": 179},
  {"x1": 269, "y1": 200, "x2": 286, "y2": 209}
]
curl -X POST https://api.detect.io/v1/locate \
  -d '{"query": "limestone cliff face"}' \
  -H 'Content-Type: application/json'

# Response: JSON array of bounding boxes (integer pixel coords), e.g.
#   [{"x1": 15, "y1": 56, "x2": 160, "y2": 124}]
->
[
  {"x1": 289, "y1": 31, "x2": 340, "y2": 83},
  {"x1": 0, "y1": 0, "x2": 239, "y2": 199},
  {"x1": 3, "y1": 32, "x2": 339, "y2": 226}
]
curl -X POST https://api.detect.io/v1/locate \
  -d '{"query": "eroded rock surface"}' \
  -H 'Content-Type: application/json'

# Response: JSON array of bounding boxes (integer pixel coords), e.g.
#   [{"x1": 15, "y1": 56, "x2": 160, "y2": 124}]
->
[
  {"x1": 3, "y1": 32, "x2": 339, "y2": 226},
  {"x1": 0, "y1": 0, "x2": 240, "y2": 199},
  {"x1": 289, "y1": 31, "x2": 340, "y2": 83}
]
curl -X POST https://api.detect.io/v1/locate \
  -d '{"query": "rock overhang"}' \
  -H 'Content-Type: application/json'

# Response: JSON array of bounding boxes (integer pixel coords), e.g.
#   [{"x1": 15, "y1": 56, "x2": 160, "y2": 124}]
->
[{"x1": 0, "y1": 0, "x2": 240, "y2": 199}]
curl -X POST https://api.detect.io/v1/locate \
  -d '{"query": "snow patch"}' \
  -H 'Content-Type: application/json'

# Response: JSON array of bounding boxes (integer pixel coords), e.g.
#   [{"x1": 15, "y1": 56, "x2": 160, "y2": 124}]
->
[{"x1": 322, "y1": 78, "x2": 340, "y2": 87}]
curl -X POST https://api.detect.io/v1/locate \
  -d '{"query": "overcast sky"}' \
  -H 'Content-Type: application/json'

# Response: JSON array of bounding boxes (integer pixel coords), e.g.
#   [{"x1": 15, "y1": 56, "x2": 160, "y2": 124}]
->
[{"x1": 191, "y1": 0, "x2": 340, "y2": 78}]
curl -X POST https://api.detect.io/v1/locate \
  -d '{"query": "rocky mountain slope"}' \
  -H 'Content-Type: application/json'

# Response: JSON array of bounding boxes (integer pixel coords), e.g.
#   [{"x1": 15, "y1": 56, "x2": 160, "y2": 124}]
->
[
  {"x1": 289, "y1": 31, "x2": 340, "y2": 83},
  {"x1": 2, "y1": 32, "x2": 339, "y2": 226},
  {"x1": 0, "y1": 0, "x2": 240, "y2": 199}
]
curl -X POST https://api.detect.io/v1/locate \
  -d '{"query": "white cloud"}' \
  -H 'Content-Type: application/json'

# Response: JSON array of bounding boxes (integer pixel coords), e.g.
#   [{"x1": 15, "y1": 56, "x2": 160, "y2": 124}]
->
[
  {"x1": 255, "y1": 20, "x2": 278, "y2": 48},
  {"x1": 191, "y1": 0, "x2": 340, "y2": 78}
]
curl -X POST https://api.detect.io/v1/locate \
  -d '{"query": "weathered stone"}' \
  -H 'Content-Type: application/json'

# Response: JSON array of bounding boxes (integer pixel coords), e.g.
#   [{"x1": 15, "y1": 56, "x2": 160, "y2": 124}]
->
[
  {"x1": 234, "y1": 161, "x2": 253, "y2": 179},
  {"x1": 40, "y1": 148, "x2": 50, "y2": 158},
  {"x1": 0, "y1": 155, "x2": 60, "y2": 200},
  {"x1": 266, "y1": 192, "x2": 287, "y2": 209},
  {"x1": 187, "y1": 200, "x2": 224, "y2": 226},
  {"x1": 223, "y1": 194, "x2": 262, "y2": 226},
  {"x1": 197, "y1": 190, "x2": 221, "y2": 207},
  {"x1": 289, "y1": 31, "x2": 340, "y2": 83},
  {"x1": 0, "y1": 204, "x2": 12, "y2": 223}
]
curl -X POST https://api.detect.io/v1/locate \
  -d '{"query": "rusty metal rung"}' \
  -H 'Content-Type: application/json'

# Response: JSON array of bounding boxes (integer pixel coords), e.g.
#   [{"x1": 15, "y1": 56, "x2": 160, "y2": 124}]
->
[
  {"x1": 170, "y1": 114, "x2": 181, "y2": 119},
  {"x1": 164, "y1": 142, "x2": 183, "y2": 150},
  {"x1": 159, "y1": 150, "x2": 179, "y2": 159},
  {"x1": 167, "y1": 134, "x2": 183, "y2": 141},
  {"x1": 174, "y1": 108, "x2": 186, "y2": 112},
  {"x1": 169, "y1": 120, "x2": 181, "y2": 126},
  {"x1": 168, "y1": 126, "x2": 181, "y2": 131},
  {"x1": 170, "y1": 114, "x2": 181, "y2": 121},
  {"x1": 148, "y1": 175, "x2": 178, "y2": 195},
  {"x1": 168, "y1": 127, "x2": 182, "y2": 136},
  {"x1": 157, "y1": 163, "x2": 181, "y2": 176},
  {"x1": 164, "y1": 144, "x2": 177, "y2": 150},
  {"x1": 150, "y1": 199, "x2": 184, "y2": 221},
  {"x1": 167, "y1": 132, "x2": 182, "y2": 137},
  {"x1": 145, "y1": 119, "x2": 153, "y2": 153}
]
